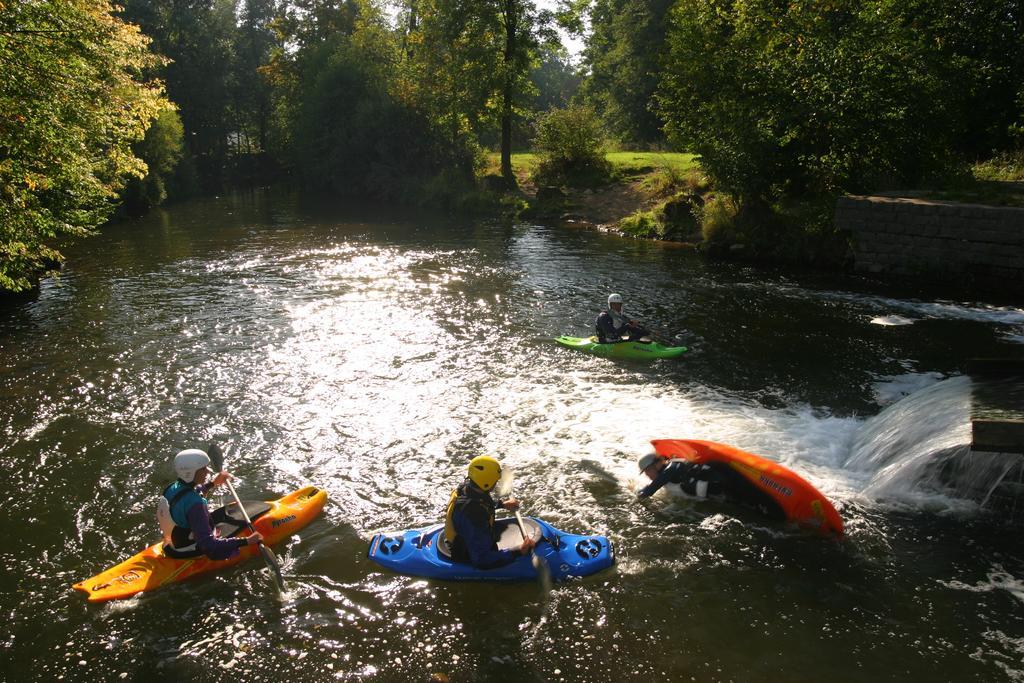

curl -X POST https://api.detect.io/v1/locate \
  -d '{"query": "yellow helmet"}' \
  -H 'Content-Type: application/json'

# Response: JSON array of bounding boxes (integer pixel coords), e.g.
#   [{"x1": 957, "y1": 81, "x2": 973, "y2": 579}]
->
[{"x1": 467, "y1": 455, "x2": 502, "y2": 491}]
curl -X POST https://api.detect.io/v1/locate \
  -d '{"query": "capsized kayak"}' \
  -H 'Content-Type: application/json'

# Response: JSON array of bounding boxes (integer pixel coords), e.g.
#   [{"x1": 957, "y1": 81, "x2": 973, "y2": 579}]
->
[
  {"x1": 72, "y1": 485, "x2": 327, "y2": 602},
  {"x1": 651, "y1": 439, "x2": 843, "y2": 535},
  {"x1": 555, "y1": 335, "x2": 687, "y2": 360},
  {"x1": 368, "y1": 517, "x2": 614, "y2": 581}
]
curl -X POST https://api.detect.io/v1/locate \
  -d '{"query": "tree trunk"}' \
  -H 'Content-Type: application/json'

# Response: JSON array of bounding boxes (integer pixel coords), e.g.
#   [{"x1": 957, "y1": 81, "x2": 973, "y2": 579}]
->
[
  {"x1": 500, "y1": 0, "x2": 516, "y2": 182},
  {"x1": 403, "y1": 0, "x2": 418, "y2": 58},
  {"x1": 501, "y1": 102, "x2": 512, "y2": 180}
]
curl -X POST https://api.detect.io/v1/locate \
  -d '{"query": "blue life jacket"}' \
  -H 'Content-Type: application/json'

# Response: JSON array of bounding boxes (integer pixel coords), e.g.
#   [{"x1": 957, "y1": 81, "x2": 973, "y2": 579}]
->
[{"x1": 162, "y1": 480, "x2": 206, "y2": 529}]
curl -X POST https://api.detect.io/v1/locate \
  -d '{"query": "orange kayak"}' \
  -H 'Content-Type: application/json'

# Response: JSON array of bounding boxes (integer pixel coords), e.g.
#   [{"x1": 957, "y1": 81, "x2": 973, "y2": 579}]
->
[
  {"x1": 651, "y1": 439, "x2": 843, "y2": 536},
  {"x1": 72, "y1": 485, "x2": 327, "y2": 602}
]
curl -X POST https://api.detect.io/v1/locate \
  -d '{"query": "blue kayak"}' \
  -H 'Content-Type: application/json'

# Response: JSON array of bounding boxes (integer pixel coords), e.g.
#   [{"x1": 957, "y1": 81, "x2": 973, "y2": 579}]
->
[{"x1": 367, "y1": 517, "x2": 614, "y2": 582}]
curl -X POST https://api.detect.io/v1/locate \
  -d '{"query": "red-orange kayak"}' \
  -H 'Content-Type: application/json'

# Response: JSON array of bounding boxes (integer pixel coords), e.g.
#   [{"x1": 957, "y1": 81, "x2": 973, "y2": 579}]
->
[
  {"x1": 72, "y1": 485, "x2": 327, "y2": 602},
  {"x1": 651, "y1": 439, "x2": 843, "y2": 536}
]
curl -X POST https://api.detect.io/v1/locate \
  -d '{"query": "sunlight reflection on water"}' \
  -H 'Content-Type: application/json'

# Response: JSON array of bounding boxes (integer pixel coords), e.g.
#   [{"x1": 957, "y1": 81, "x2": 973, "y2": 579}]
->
[{"x1": 2, "y1": 197, "x2": 1022, "y2": 682}]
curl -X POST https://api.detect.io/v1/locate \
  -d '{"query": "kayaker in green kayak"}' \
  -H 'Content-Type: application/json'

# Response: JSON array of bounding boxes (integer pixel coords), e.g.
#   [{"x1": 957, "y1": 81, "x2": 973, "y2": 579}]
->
[
  {"x1": 443, "y1": 455, "x2": 536, "y2": 568},
  {"x1": 596, "y1": 293, "x2": 651, "y2": 343}
]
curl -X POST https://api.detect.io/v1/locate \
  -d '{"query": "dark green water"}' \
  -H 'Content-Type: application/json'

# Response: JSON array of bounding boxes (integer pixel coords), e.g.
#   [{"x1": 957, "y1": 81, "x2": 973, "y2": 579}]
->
[{"x1": 1, "y1": 190, "x2": 1022, "y2": 682}]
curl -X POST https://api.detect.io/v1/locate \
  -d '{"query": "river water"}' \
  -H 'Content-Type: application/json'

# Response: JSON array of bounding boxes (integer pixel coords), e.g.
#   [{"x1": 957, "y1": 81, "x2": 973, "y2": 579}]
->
[{"x1": 1, "y1": 190, "x2": 1022, "y2": 682}]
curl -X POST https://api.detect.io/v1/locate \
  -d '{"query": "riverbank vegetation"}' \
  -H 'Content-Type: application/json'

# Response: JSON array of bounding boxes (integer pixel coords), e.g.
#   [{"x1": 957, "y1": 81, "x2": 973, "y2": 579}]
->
[
  {"x1": 3, "y1": 0, "x2": 1022, "y2": 293},
  {"x1": 0, "y1": 0, "x2": 173, "y2": 292}
]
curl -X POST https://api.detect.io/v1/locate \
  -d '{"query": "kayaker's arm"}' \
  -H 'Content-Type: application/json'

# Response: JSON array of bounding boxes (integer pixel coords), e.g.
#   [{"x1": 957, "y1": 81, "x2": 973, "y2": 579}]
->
[
  {"x1": 196, "y1": 471, "x2": 232, "y2": 496},
  {"x1": 595, "y1": 312, "x2": 620, "y2": 343},
  {"x1": 637, "y1": 461, "x2": 686, "y2": 499},
  {"x1": 185, "y1": 503, "x2": 253, "y2": 561},
  {"x1": 609, "y1": 309, "x2": 636, "y2": 327},
  {"x1": 636, "y1": 471, "x2": 669, "y2": 498},
  {"x1": 611, "y1": 309, "x2": 650, "y2": 338},
  {"x1": 638, "y1": 461, "x2": 715, "y2": 499}
]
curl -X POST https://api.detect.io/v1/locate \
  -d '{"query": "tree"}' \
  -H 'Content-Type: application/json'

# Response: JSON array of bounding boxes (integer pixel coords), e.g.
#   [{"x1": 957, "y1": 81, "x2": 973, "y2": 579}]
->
[
  {"x1": 534, "y1": 103, "x2": 610, "y2": 184},
  {"x1": 284, "y1": 1, "x2": 475, "y2": 199},
  {"x1": 399, "y1": 0, "x2": 501, "y2": 173},
  {"x1": 0, "y1": 0, "x2": 171, "y2": 292},
  {"x1": 530, "y1": 44, "x2": 580, "y2": 113},
  {"x1": 120, "y1": 0, "x2": 237, "y2": 190},
  {"x1": 898, "y1": 0, "x2": 1024, "y2": 157},
  {"x1": 581, "y1": 0, "x2": 673, "y2": 145},
  {"x1": 405, "y1": 0, "x2": 556, "y2": 181},
  {"x1": 232, "y1": 0, "x2": 278, "y2": 156},
  {"x1": 496, "y1": 0, "x2": 557, "y2": 180},
  {"x1": 656, "y1": 0, "x2": 1024, "y2": 207},
  {"x1": 658, "y1": 0, "x2": 960, "y2": 205},
  {"x1": 261, "y1": 0, "x2": 364, "y2": 172}
]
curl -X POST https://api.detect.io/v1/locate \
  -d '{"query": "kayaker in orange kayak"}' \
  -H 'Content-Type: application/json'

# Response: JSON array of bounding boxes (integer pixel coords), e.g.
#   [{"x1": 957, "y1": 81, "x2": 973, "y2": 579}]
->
[
  {"x1": 157, "y1": 448, "x2": 263, "y2": 559},
  {"x1": 636, "y1": 452, "x2": 785, "y2": 520}
]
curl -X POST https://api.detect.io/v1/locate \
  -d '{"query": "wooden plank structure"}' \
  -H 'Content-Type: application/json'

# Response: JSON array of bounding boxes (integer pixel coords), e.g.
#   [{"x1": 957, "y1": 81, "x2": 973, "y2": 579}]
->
[{"x1": 966, "y1": 359, "x2": 1024, "y2": 521}]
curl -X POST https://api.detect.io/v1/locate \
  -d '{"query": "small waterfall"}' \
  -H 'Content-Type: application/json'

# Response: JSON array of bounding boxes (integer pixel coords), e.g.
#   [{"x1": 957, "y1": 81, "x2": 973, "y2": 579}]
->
[{"x1": 845, "y1": 375, "x2": 1024, "y2": 512}]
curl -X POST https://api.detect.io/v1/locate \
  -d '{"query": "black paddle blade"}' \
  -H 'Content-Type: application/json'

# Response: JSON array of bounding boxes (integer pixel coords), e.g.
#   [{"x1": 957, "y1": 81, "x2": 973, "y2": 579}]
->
[
  {"x1": 260, "y1": 544, "x2": 286, "y2": 594},
  {"x1": 207, "y1": 442, "x2": 225, "y2": 471}
]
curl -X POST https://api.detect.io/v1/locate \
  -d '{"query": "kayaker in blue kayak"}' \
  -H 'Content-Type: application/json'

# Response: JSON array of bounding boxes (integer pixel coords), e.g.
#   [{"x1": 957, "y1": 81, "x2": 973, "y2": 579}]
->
[
  {"x1": 444, "y1": 455, "x2": 536, "y2": 569},
  {"x1": 636, "y1": 452, "x2": 785, "y2": 519},
  {"x1": 157, "y1": 448, "x2": 264, "y2": 559},
  {"x1": 596, "y1": 293, "x2": 650, "y2": 343}
]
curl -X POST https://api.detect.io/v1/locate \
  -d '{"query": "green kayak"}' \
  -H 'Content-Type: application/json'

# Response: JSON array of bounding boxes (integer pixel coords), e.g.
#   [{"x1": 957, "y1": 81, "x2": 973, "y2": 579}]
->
[{"x1": 555, "y1": 335, "x2": 688, "y2": 360}]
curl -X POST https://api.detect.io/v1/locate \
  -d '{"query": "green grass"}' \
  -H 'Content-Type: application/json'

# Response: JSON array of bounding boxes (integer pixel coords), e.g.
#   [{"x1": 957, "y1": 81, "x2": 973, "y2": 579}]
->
[
  {"x1": 483, "y1": 152, "x2": 539, "y2": 177},
  {"x1": 604, "y1": 152, "x2": 699, "y2": 176},
  {"x1": 484, "y1": 151, "x2": 698, "y2": 179}
]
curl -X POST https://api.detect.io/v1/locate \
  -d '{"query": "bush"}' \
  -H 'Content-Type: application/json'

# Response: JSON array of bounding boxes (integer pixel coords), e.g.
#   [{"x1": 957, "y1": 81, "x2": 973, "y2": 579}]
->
[
  {"x1": 642, "y1": 165, "x2": 709, "y2": 196},
  {"x1": 121, "y1": 108, "x2": 185, "y2": 215},
  {"x1": 698, "y1": 193, "x2": 851, "y2": 266},
  {"x1": 699, "y1": 195, "x2": 741, "y2": 246},
  {"x1": 619, "y1": 210, "x2": 660, "y2": 237},
  {"x1": 973, "y1": 150, "x2": 1024, "y2": 182},
  {"x1": 533, "y1": 104, "x2": 612, "y2": 187},
  {"x1": 618, "y1": 193, "x2": 703, "y2": 241}
]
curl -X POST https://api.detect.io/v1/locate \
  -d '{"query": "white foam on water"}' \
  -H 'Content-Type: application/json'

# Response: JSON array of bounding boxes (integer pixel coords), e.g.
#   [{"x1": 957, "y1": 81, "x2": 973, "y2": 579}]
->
[
  {"x1": 546, "y1": 371, "x2": 1011, "y2": 514},
  {"x1": 768, "y1": 281, "x2": 1024, "y2": 342},
  {"x1": 845, "y1": 376, "x2": 977, "y2": 509},
  {"x1": 872, "y1": 371, "x2": 947, "y2": 407},
  {"x1": 1001, "y1": 329, "x2": 1024, "y2": 344},
  {"x1": 940, "y1": 566, "x2": 1024, "y2": 606},
  {"x1": 979, "y1": 629, "x2": 1024, "y2": 682},
  {"x1": 478, "y1": 372, "x2": 866, "y2": 523},
  {"x1": 870, "y1": 315, "x2": 915, "y2": 326}
]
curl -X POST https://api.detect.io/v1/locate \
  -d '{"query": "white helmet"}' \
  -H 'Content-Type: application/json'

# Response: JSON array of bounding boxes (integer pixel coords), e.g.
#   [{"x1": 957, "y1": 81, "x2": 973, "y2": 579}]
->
[
  {"x1": 638, "y1": 452, "x2": 660, "y2": 472},
  {"x1": 174, "y1": 449, "x2": 210, "y2": 482},
  {"x1": 608, "y1": 293, "x2": 623, "y2": 306}
]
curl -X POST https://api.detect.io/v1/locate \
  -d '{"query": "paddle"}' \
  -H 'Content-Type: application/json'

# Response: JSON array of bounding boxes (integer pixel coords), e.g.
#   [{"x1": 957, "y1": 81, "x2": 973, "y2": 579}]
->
[
  {"x1": 610, "y1": 309, "x2": 686, "y2": 346},
  {"x1": 634, "y1": 318, "x2": 688, "y2": 346},
  {"x1": 512, "y1": 507, "x2": 549, "y2": 580},
  {"x1": 207, "y1": 443, "x2": 285, "y2": 595},
  {"x1": 495, "y1": 471, "x2": 550, "y2": 583}
]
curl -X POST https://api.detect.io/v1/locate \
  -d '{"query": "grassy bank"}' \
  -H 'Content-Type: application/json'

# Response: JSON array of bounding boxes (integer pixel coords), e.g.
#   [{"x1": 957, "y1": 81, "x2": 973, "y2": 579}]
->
[
  {"x1": 484, "y1": 151, "x2": 699, "y2": 180},
  {"x1": 482, "y1": 151, "x2": 706, "y2": 241},
  {"x1": 476, "y1": 149, "x2": 1024, "y2": 272}
]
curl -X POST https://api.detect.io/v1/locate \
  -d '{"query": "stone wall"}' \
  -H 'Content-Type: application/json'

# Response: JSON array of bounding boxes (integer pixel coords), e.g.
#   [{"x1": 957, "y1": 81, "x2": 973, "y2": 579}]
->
[{"x1": 835, "y1": 195, "x2": 1024, "y2": 289}]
